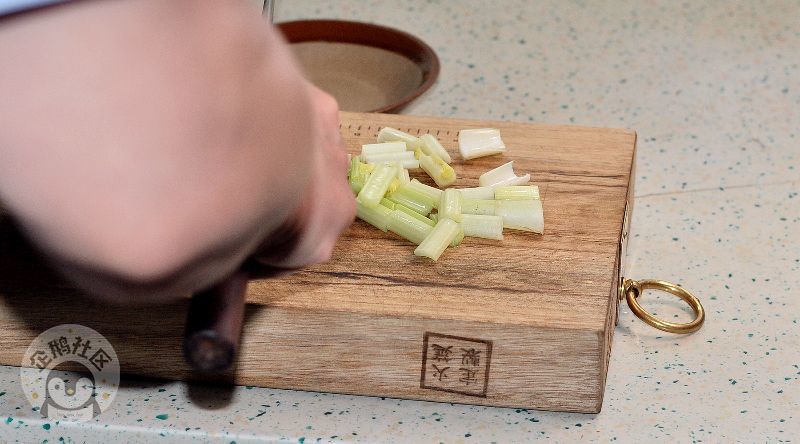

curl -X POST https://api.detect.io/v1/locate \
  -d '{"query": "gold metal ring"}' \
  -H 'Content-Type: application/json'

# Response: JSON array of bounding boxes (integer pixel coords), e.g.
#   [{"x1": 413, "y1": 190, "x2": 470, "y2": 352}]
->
[{"x1": 622, "y1": 279, "x2": 705, "y2": 334}]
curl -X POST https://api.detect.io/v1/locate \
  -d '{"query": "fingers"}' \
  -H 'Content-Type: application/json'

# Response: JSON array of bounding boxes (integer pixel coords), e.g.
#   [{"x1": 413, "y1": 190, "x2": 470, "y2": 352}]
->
[
  {"x1": 294, "y1": 86, "x2": 356, "y2": 265},
  {"x1": 250, "y1": 83, "x2": 355, "y2": 271},
  {"x1": 265, "y1": 157, "x2": 354, "y2": 269},
  {"x1": 308, "y1": 84, "x2": 340, "y2": 130},
  {"x1": 309, "y1": 86, "x2": 349, "y2": 172}
]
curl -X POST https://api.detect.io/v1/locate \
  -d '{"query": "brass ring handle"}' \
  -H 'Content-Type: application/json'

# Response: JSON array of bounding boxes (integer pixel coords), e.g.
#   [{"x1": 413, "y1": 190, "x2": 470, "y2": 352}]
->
[{"x1": 620, "y1": 279, "x2": 705, "y2": 334}]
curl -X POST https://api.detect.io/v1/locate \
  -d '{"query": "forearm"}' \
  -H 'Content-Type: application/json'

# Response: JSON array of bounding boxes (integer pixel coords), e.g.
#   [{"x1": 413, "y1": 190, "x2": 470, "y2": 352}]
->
[{"x1": 0, "y1": 0, "x2": 314, "y2": 301}]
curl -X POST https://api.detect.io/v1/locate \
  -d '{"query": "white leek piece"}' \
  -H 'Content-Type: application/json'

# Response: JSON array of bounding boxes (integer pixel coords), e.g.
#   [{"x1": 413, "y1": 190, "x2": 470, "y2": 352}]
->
[
  {"x1": 377, "y1": 127, "x2": 423, "y2": 150},
  {"x1": 419, "y1": 134, "x2": 452, "y2": 163},
  {"x1": 396, "y1": 182, "x2": 437, "y2": 208},
  {"x1": 402, "y1": 159, "x2": 421, "y2": 169},
  {"x1": 363, "y1": 150, "x2": 415, "y2": 164},
  {"x1": 364, "y1": 158, "x2": 420, "y2": 169},
  {"x1": 459, "y1": 198, "x2": 543, "y2": 233},
  {"x1": 389, "y1": 209, "x2": 434, "y2": 244},
  {"x1": 414, "y1": 218, "x2": 460, "y2": 261},
  {"x1": 419, "y1": 154, "x2": 456, "y2": 188},
  {"x1": 387, "y1": 183, "x2": 435, "y2": 215},
  {"x1": 495, "y1": 200, "x2": 544, "y2": 233},
  {"x1": 439, "y1": 188, "x2": 462, "y2": 222},
  {"x1": 451, "y1": 225, "x2": 465, "y2": 247},
  {"x1": 461, "y1": 199, "x2": 497, "y2": 215},
  {"x1": 350, "y1": 176, "x2": 367, "y2": 194},
  {"x1": 348, "y1": 156, "x2": 373, "y2": 194},
  {"x1": 398, "y1": 167, "x2": 411, "y2": 183},
  {"x1": 387, "y1": 195, "x2": 431, "y2": 216},
  {"x1": 384, "y1": 162, "x2": 410, "y2": 184},
  {"x1": 458, "y1": 128, "x2": 506, "y2": 160},
  {"x1": 357, "y1": 163, "x2": 398, "y2": 208},
  {"x1": 478, "y1": 161, "x2": 530, "y2": 187},
  {"x1": 347, "y1": 156, "x2": 366, "y2": 194},
  {"x1": 361, "y1": 141, "x2": 406, "y2": 156},
  {"x1": 495, "y1": 185, "x2": 540, "y2": 200},
  {"x1": 395, "y1": 204, "x2": 435, "y2": 227},
  {"x1": 387, "y1": 177, "x2": 403, "y2": 196},
  {"x1": 408, "y1": 179, "x2": 443, "y2": 207},
  {"x1": 357, "y1": 201, "x2": 392, "y2": 231},
  {"x1": 457, "y1": 186, "x2": 495, "y2": 200},
  {"x1": 460, "y1": 214, "x2": 504, "y2": 240}
]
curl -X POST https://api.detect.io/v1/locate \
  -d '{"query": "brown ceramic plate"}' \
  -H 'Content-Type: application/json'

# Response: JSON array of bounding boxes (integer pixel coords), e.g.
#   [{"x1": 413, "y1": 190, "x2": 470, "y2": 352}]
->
[{"x1": 278, "y1": 20, "x2": 440, "y2": 113}]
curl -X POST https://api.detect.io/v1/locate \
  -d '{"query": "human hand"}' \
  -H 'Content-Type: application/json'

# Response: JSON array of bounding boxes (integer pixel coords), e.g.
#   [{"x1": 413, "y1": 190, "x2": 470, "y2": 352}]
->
[
  {"x1": 249, "y1": 84, "x2": 356, "y2": 273},
  {"x1": 0, "y1": 0, "x2": 352, "y2": 302},
  {"x1": 184, "y1": 85, "x2": 355, "y2": 372}
]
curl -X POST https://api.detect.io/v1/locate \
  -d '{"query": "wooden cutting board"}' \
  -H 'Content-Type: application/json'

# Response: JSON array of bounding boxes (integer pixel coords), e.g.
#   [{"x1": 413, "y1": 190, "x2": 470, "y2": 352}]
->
[{"x1": 0, "y1": 112, "x2": 636, "y2": 413}]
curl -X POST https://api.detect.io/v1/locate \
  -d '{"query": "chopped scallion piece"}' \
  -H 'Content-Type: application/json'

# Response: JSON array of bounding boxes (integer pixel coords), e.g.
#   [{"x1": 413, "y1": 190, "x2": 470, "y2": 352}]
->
[
  {"x1": 461, "y1": 198, "x2": 497, "y2": 215},
  {"x1": 458, "y1": 128, "x2": 506, "y2": 160},
  {"x1": 395, "y1": 204, "x2": 436, "y2": 226},
  {"x1": 419, "y1": 134, "x2": 452, "y2": 163},
  {"x1": 460, "y1": 214, "x2": 504, "y2": 240},
  {"x1": 387, "y1": 183, "x2": 435, "y2": 215},
  {"x1": 478, "y1": 161, "x2": 530, "y2": 187},
  {"x1": 359, "y1": 162, "x2": 375, "y2": 174},
  {"x1": 389, "y1": 209, "x2": 434, "y2": 244},
  {"x1": 357, "y1": 201, "x2": 392, "y2": 231},
  {"x1": 398, "y1": 167, "x2": 411, "y2": 183},
  {"x1": 387, "y1": 177, "x2": 402, "y2": 195},
  {"x1": 377, "y1": 127, "x2": 423, "y2": 150},
  {"x1": 457, "y1": 186, "x2": 495, "y2": 200},
  {"x1": 400, "y1": 159, "x2": 421, "y2": 169},
  {"x1": 395, "y1": 182, "x2": 437, "y2": 207},
  {"x1": 380, "y1": 198, "x2": 396, "y2": 210},
  {"x1": 349, "y1": 175, "x2": 366, "y2": 194},
  {"x1": 348, "y1": 156, "x2": 371, "y2": 194},
  {"x1": 357, "y1": 163, "x2": 398, "y2": 208},
  {"x1": 348, "y1": 155, "x2": 361, "y2": 180},
  {"x1": 361, "y1": 141, "x2": 406, "y2": 156},
  {"x1": 408, "y1": 179, "x2": 443, "y2": 206},
  {"x1": 420, "y1": 154, "x2": 457, "y2": 188},
  {"x1": 495, "y1": 185, "x2": 540, "y2": 200},
  {"x1": 439, "y1": 188, "x2": 463, "y2": 222},
  {"x1": 363, "y1": 150, "x2": 416, "y2": 164},
  {"x1": 414, "y1": 218, "x2": 460, "y2": 261},
  {"x1": 495, "y1": 200, "x2": 544, "y2": 233},
  {"x1": 450, "y1": 225, "x2": 465, "y2": 247},
  {"x1": 364, "y1": 158, "x2": 420, "y2": 170},
  {"x1": 353, "y1": 124, "x2": 544, "y2": 260},
  {"x1": 381, "y1": 162, "x2": 408, "y2": 186}
]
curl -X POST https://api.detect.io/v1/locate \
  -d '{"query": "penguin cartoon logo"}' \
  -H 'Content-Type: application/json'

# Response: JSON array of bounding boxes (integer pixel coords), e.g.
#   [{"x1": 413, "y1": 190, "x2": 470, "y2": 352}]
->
[
  {"x1": 20, "y1": 324, "x2": 120, "y2": 422},
  {"x1": 40, "y1": 362, "x2": 101, "y2": 421}
]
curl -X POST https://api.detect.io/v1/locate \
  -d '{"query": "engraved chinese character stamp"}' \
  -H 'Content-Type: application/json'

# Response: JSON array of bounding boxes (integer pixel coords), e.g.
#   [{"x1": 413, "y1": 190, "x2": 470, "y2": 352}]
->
[{"x1": 420, "y1": 332, "x2": 492, "y2": 397}]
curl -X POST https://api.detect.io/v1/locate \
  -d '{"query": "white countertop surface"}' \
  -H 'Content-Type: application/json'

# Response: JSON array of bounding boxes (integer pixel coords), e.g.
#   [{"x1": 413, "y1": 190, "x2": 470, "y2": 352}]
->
[{"x1": 2, "y1": 0, "x2": 798, "y2": 442}]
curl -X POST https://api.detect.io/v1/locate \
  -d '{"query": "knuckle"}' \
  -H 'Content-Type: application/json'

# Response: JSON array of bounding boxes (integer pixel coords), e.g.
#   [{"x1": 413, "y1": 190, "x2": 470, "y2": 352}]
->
[
  {"x1": 315, "y1": 241, "x2": 335, "y2": 264},
  {"x1": 320, "y1": 91, "x2": 339, "y2": 112},
  {"x1": 315, "y1": 90, "x2": 340, "y2": 120}
]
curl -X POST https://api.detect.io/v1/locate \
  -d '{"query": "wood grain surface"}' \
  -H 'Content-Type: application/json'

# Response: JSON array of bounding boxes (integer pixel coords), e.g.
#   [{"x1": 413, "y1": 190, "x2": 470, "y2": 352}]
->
[{"x1": 0, "y1": 112, "x2": 636, "y2": 413}]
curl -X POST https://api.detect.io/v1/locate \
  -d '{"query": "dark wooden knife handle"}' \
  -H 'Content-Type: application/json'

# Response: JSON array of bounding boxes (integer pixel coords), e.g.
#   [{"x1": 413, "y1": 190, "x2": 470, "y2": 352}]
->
[{"x1": 183, "y1": 271, "x2": 248, "y2": 373}]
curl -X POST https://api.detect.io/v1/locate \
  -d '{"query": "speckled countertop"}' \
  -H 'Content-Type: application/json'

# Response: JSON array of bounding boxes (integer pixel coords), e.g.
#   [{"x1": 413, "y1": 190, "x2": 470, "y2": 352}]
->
[{"x1": 2, "y1": 0, "x2": 798, "y2": 442}]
